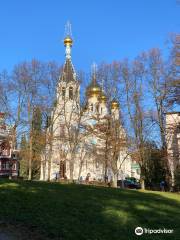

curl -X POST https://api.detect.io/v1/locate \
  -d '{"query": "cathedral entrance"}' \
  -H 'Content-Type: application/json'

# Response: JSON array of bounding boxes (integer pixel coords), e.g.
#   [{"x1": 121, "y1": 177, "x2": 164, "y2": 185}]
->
[{"x1": 59, "y1": 161, "x2": 66, "y2": 179}]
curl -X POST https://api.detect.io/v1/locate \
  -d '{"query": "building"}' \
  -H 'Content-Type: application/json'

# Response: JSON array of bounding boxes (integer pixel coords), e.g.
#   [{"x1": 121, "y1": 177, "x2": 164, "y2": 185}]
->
[
  {"x1": 40, "y1": 26, "x2": 138, "y2": 182},
  {"x1": 166, "y1": 112, "x2": 180, "y2": 187},
  {"x1": 131, "y1": 161, "x2": 141, "y2": 179},
  {"x1": 0, "y1": 113, "x2": 19, "y2": 178}
]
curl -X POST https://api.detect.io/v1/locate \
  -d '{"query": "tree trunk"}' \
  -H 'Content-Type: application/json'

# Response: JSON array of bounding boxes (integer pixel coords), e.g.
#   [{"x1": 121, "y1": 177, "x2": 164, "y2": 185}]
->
[
  {"x1": 141, "y1": 179, "x2": 145, "y2": 190},
  {"x1": 112, "y1": 173, "x2": 118, "y2": 188},
  {"x1": 9, "y1": 160, "x2": 12, "y2": 180},
  {"x1": 78, "y1": 161, "x2": 83, "y2": 180},
  {"x1": 69, "y1": 160, "x2": 74, "y2": 181},
  {"x1": 40, "y1": 158, "x2": 44, "y2": 180},
  {"x1": 47, "y1": 149, "x2": 52, "y2": 181},
  {"x1": 28, "y1": 134, "x2": 33, "y2": 180},
  {"x1": 170, "y1": 167, "x2": 175, "y2": 191}
]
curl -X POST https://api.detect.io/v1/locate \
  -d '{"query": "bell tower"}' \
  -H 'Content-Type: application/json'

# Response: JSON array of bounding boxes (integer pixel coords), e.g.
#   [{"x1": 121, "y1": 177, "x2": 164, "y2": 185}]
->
[
  {"x1": 56, "y1": 21, "x2": 80, "y2": 124},
  {"x1": 44, "y1": 22, "x2": 80, "y2": 181}
]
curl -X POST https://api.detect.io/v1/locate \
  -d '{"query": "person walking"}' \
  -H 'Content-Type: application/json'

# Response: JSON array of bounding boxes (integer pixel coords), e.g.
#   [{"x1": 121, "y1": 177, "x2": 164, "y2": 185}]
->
[{"x1": 160, "y1": 180, "x2": 165, "y2": 191}]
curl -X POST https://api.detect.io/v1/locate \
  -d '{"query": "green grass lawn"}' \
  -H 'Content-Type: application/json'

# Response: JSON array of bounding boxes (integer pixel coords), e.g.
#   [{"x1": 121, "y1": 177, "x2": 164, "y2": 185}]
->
[{"x1": 0, "y1": 179, "x2": 179, "y2": 240}]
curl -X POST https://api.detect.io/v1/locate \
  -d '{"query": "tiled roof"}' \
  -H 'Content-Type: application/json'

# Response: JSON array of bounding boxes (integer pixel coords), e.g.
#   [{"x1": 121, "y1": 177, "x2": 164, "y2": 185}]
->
[{"x1": 60, "y1": 58, "x2": 76, "y2": 83}]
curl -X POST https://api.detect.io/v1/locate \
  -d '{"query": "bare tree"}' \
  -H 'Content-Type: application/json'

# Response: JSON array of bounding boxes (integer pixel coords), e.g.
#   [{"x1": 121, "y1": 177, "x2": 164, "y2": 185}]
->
[
  {"x1": 120, "y1": 57, "x2": 149, "y2": 189},
  {"x1": 6, "y1": 60, "x2": 60, "y2": 180}
]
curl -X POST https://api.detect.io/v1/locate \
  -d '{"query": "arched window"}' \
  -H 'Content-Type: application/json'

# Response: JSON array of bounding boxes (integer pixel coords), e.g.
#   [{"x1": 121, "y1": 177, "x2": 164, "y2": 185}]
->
[
  {"x1": 69, "y1": 87, "x2": 73, "y2": 100},
  {"x1": 96, "y1": 105, "x2": 99, "y2": 113},
  {"x1": 62, "y1": 87, "x2": 66, "y2": 99},
  {"x1": 101, "y1": 107, "x2": 103, "y2": 114},
  {"x1": 90, "y1": 104, "x2": 93, "y2": 112}
]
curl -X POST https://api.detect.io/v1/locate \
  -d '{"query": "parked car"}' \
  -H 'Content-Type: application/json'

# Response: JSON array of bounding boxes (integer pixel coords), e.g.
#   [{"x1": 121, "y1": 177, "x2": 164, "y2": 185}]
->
[{"x1": 117, "y1": 179, "x2": 141, "y2": 189}]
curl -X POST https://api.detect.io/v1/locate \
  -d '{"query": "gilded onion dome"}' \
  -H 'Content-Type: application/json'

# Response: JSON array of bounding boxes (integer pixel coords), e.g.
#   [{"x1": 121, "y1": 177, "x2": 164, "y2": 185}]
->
[
  {"x1": 64, "y1": 36, "x2": 73, "y2": 46},
  {"x1": 86, "y1": 78, "x2": 102, "y2": 97},
  {"x1": 111, "y1": 99, "x2": 119, "y2": 109}
]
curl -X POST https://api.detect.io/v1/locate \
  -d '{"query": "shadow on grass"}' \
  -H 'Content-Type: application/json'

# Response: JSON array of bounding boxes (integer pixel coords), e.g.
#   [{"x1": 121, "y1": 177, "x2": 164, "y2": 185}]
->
[{"x1": 0, "y1": 179, "x2": 179, "y2": 240}]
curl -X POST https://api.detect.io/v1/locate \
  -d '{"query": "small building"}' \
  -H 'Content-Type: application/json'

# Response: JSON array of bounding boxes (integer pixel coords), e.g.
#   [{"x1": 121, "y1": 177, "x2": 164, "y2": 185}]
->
[{"x1": 0, "y1": 113, "x2": 19, "y2": 178}]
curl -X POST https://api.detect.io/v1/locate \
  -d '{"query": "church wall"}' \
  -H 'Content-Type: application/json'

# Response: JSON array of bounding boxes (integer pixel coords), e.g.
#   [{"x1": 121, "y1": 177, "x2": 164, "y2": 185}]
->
[{"x1": 40, "y1": 31, "x2": 134, "y2": 184}]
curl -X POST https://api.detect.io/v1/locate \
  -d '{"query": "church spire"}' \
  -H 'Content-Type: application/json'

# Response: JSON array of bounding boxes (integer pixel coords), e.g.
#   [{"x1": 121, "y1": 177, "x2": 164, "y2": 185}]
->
[
  {"x1": 59, "y1": 21, "x2": 77, "y2": 83},
  {"x1": 86, "y1": 63, "x2": 102, "y2": 98},
  {"x1": 64, "y1": 21, "x2": 73, "y2": 59},
  {"x1": 91, "y1": 62, "x2": 97, "y2": 85}
]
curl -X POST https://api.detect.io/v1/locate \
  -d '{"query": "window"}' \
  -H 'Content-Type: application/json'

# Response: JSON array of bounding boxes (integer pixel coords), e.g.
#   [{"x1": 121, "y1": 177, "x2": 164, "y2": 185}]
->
[
  {"x1": 12, "y1": 163, "x2": 16, "y2": 170},
  {"x1": 101, "y1": 107, "x2": 103, "y2": 114},
  {"x1": 6, "y1": 162, "x2": 9, "y2": 169},
  {"x1": 60, "y1": 125, "x2": 65, "y2": 138},
  {"x1": 62, "y1": 87, "x2": 66, "y2": 99},
  {"x1": 96, "y1": 105, "x2": 99, "y2": 113},
  {"x1": 2, "y1": 162, "x2": 6, "y2": 169},
  {"x1": 90, "y1": 104, "x2": 93, "y2": 112},
  {"x1": 69, "y1": 87, "x2": 73, "y2": 100},
  {"x1": 96, "y1": 161, "x2": 99, "y2": 169}
]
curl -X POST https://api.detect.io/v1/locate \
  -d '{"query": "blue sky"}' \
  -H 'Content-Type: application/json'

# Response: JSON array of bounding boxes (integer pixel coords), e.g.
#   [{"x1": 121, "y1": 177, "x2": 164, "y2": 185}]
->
[{"x1": 0, "y1": 0, "x2": 179, "y2": 73}]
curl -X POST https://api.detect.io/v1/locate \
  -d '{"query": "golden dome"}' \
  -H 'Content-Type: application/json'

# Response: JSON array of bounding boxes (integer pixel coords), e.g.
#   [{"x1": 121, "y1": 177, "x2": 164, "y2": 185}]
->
[
  {"x1": 86, "y1": 86, "x2": 101, "y2": 97},
  {"x1": 86, "y1": 78, "x2": 102, "y2": 97},
  {"x1": 64, "y1": 36, "x2": 73, "y2": 46},
  {"x1": 111, "y1": 99, "x2": 119, "y2": 109},
  {"x1": 99, "y1": 92, "x2": 107, "y2": 102}
]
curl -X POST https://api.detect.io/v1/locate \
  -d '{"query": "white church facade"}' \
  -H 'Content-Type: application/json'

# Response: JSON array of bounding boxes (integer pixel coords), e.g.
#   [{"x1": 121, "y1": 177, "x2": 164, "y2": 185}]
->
[{"x1": 40, "y1": 26, "x2": 137, "y2": 183}]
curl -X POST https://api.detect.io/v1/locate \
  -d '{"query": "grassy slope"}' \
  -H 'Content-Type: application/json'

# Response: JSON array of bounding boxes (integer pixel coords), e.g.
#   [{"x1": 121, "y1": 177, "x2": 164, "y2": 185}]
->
[{"x1": 0, "y1": 180, "x2": 179, "y2": 240}]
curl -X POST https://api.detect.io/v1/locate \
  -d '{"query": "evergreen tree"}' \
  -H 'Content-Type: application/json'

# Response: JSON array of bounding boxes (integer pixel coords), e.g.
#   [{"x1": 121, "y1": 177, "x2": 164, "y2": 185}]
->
[
  {"x1": 144, "y1": 141, "x2": 167, "y2": 189},
  {"x1": 31, "y1": 106, "x2": 44, "y2": 179}
]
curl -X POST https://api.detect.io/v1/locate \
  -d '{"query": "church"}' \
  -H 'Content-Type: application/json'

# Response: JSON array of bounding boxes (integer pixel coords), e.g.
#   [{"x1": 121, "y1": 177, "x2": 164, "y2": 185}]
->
[{"x1": 40, "y1": 25, "x2": 138, "y2": 183}]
